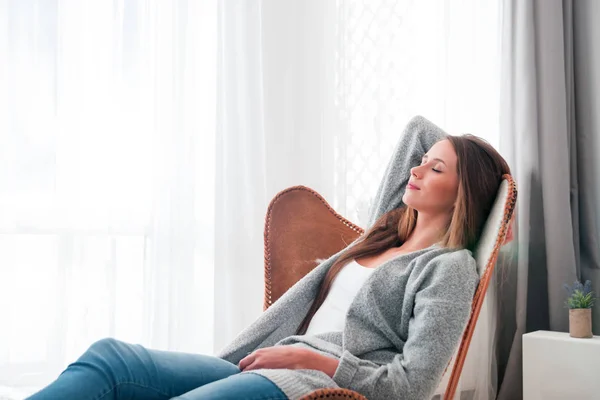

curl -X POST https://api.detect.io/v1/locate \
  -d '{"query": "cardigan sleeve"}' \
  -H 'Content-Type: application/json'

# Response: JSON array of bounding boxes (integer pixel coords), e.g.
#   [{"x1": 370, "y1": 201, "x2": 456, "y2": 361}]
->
[
  {"x1": 366, "y1": 115, "x2": 448, "y2": 228},
  {"x1": 216, "y1": 259, "x2": 329, "y2": 365},
  {"x1": 332, "y1": 252, "x2": 479, "y2": 400},
  {"x1": 216, "y1": 244, "x2": 352, "y2": 365}
]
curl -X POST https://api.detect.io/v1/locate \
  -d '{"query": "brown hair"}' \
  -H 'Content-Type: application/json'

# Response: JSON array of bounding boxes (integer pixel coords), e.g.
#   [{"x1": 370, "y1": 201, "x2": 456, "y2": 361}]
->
[{"x1": 296, "y1": 134, "x2": 511, "y2": 335}]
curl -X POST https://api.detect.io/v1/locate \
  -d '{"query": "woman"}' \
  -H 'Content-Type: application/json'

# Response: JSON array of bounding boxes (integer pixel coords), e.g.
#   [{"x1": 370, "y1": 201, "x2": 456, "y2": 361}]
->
[{"x1": 27, "y1": 116, "x2": 515, "y2": 400}]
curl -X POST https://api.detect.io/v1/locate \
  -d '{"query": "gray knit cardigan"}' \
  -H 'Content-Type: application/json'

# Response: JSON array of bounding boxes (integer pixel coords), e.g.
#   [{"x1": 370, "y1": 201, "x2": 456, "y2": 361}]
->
[{"x1": 217, "y1": 116, "x2": 479, "y2": 400}]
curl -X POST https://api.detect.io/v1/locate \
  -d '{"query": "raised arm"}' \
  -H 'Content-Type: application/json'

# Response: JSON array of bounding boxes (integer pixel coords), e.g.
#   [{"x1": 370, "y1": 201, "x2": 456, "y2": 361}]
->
[{"x1": 367, "y1": 116, "x2": 448, "y2": 227}]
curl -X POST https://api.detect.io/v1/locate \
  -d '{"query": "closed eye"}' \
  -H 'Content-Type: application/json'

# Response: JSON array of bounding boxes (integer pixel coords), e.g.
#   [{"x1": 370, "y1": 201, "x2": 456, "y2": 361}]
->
[{"x1": 422, "y1": 156, "x2": 443, "y2": 172}]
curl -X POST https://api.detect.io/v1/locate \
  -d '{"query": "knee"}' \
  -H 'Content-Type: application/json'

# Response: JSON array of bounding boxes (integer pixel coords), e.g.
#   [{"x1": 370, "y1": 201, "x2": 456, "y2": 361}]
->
[
  {"x1": 84, "y1": 337, "x2": 136, "y2": 372},
  {"x1": 66, "y1": 338, "x2": 133, "y2": 383},
  {"x1": 88, "y1": 337, "x2": 123, "y2": 353}
]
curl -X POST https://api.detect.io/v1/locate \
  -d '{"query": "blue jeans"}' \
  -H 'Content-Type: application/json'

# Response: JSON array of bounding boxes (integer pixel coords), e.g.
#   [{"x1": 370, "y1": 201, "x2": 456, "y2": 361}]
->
[{"x1": 26, "y1": 338, "x2": 287, "y2": 400}]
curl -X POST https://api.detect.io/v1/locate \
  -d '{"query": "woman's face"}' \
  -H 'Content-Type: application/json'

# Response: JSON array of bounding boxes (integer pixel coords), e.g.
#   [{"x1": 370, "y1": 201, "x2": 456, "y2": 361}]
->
[{"x1": 402, "y1": 139, "x2": 460, "y2": 215}]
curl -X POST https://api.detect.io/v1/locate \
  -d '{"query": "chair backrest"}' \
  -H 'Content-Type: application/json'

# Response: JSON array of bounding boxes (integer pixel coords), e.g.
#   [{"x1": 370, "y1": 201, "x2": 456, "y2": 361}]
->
[
  {"x1": 263, "y1": 186, "x2": 363, "y2": 311},
  {"x1": 443, "y1": 174, "x2": 517, "y2": 399},
  {"x1": 263, "y1": 176, "x2": 517, "y2": 399}
]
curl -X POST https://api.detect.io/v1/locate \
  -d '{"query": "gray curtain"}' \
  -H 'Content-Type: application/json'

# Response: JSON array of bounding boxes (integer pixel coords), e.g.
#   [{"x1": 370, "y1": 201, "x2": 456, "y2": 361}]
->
[{"x1": 497, "y1": 0, "x2": 600, "y2": 398}]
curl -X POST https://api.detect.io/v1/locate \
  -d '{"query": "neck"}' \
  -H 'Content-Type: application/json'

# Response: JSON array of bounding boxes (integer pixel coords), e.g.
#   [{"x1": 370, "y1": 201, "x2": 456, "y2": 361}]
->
[{"x1": 401, "y1": 210, "x2": 450, "y2": 250}]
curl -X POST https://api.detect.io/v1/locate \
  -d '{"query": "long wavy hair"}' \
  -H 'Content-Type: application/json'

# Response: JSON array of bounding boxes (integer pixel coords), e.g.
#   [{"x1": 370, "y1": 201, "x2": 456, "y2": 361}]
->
[{"x1": 296, "y1": 134, "x2": 511, "y2": 335}]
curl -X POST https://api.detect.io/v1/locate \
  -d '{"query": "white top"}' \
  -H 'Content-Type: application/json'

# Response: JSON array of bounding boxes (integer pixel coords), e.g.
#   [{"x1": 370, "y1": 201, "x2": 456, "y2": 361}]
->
[{"x1": 304, "y1": 259, "x2": 375, "y2": 336}]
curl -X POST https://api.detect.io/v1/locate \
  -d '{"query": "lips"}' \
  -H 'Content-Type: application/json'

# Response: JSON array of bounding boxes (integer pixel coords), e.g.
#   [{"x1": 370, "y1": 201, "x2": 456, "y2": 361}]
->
[{"x1": 407, "y1": 182, "x2": 420, "y2": 190}]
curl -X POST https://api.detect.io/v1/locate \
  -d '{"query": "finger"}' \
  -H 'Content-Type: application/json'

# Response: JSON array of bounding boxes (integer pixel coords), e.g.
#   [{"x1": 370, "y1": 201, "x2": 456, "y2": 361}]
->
[
  {"x1": 239, "y1": 353, "x2": 255, "y2": 370},
  {"x1": 242, "y1": 359, "x2": 261, "y2": 371}
]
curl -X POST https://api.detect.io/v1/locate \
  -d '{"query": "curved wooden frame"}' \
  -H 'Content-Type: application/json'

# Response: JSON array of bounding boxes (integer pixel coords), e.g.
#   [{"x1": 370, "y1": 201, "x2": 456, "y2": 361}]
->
[{"x1": 264, "y1": 175, "x2": 517, "y2": 400}]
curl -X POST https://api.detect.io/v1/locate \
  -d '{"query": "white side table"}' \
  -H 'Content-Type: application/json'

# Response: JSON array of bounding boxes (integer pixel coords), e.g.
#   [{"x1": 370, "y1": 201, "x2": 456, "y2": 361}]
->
[{"x1": 523, "y1": 330, "x2": 600, "y2": 399}]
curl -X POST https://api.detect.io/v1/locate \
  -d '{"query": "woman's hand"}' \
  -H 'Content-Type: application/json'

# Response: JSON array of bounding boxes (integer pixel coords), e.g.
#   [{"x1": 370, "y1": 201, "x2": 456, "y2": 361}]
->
[
  {"x1": 239, "y1": 347, "x2": 306, "y2": 371},
  {"x1": 239, "y1": 347, "x2": 340, "y2": 377}
]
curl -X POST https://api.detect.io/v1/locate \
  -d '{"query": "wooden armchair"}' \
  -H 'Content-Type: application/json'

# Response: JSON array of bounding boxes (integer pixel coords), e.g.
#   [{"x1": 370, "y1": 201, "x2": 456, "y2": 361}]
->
[{"x1": 263, "y1": 176, "x2": 517, "y2": 400}]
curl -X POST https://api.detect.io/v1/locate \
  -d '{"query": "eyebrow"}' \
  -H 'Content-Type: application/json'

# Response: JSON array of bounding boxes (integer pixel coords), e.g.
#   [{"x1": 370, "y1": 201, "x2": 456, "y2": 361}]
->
[{"x1": 422, "y1": 154, "x2": 447, "y2": 165}]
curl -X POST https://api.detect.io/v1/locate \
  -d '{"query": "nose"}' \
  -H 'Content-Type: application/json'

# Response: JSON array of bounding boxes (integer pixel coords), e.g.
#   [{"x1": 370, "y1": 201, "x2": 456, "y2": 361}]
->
[{"x1": 411, "y1": 165, "x2": 423, "y2": 179}]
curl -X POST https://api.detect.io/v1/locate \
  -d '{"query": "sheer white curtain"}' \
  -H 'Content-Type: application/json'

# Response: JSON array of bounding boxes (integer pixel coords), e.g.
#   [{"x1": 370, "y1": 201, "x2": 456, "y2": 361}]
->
[
  {"x1": 3, "y1": 0, "x2": 500, "y2": 398},
  {"x1": 215, "y1": 0, "x2": 340, "y2": 353},
  {"x1": 0, "y1": 0, "x2": 216, "y2": 396},
  {"x1": 217, "y1": 1, "x2": 501, "y2": 399}
]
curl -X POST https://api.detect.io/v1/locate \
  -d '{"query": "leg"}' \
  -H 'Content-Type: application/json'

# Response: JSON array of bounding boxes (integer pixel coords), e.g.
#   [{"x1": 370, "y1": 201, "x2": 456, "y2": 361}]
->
[
  {"x1": 173, "y1": 373, "x2": 287, "y2": 400},
  {"x1": 26, "y1": 338, "x2": 240, "y2": 400}
]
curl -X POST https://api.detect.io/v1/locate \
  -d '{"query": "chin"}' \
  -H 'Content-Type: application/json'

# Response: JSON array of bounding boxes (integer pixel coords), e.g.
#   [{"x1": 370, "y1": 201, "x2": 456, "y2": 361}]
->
[{"x1": 402, "y1": 193, "x2": 420, "y2": 210}]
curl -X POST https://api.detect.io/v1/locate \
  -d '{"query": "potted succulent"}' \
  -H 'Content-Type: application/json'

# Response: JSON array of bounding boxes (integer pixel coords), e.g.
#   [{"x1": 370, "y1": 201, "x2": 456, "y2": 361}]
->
[{"x1": 564, "y1": 280, "x2": 596, "y2": 338}]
